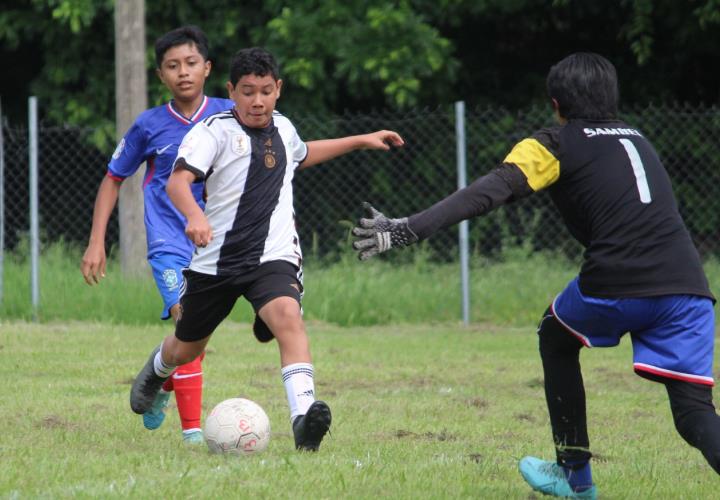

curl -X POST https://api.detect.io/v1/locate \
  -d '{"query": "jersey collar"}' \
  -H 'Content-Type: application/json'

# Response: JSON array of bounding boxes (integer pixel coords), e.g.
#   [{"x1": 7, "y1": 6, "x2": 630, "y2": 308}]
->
[{"x1": 166, "y1": 96, "x2": 209, "y2": 124}]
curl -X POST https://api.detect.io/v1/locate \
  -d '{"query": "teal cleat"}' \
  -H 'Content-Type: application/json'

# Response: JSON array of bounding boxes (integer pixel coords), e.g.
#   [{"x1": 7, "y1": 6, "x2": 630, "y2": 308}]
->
[
  {"x1": 519, "y1": 456, "x2": 597, "y2": 499},
  {"x1": 183, "y1": 430, "x2": 204, "y2": 445},
  {"x1": 142, "y1": 390, "x2": 170, "y2": 430}
]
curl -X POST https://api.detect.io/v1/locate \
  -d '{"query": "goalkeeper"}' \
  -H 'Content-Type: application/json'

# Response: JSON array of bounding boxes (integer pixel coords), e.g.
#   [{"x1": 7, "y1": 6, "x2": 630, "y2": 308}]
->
[{"x1": 352, "y1": 52, "x2": 719, "y2": 498}]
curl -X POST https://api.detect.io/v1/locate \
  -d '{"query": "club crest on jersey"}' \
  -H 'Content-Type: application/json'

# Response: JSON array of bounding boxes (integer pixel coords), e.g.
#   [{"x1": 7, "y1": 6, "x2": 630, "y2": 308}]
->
[
  {"x1": 162, "y1": 269, "x2": 179, "y2": 291},
  {"x1": 264, "y1": 138, "x2": 276, "y2": 168},
  {"x1": 231, "y1": 134, "x2": 248, "y2": 155},
  {"x1": 265, "y1": 152, "x2": 276, "y2": 168},
  {"x1": 112, "y1": 138, "x2": 125, "y2": 159}
]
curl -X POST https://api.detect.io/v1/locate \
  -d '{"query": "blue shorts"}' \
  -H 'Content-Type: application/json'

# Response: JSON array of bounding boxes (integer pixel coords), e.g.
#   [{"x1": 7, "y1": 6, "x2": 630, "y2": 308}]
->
[
  {"x1": 552, "y1": 277, "x2": 715, "y2": 386},
  {"x1": 148, "y1": 252, "x2": 190, "y2": 320}
]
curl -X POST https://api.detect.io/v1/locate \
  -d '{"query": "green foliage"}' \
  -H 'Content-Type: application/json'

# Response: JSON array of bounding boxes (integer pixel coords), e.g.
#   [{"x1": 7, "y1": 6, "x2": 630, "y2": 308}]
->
[{"x1": 4, "y1": 0, "x2": 720, "y2": 139}]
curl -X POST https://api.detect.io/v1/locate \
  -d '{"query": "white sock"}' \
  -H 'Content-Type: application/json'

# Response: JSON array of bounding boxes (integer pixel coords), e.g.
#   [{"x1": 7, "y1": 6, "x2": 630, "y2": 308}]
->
[
  {"x1": 281, "y1": 362, "x2": 315, "y2": 422},
  {"x1": 152, "y1": 344, "x2": 175, "y2": 378}
]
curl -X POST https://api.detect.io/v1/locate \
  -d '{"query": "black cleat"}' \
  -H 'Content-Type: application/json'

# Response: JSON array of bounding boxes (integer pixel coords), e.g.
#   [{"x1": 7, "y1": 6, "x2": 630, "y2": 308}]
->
[
  {"x1": 130, "y1": 347, "x2": 167, "y2": 414},
  {"x1": 253, "y1": 315, "x2": 275, "y2": 343},
  {"x1": 293, "y1": 400, "x2": 332, "y2": 451}
]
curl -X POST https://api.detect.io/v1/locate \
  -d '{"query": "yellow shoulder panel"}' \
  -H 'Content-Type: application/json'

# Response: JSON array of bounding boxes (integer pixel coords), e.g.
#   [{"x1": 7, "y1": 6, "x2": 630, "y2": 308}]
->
[{"x1": 503, "y1": 138, "x2": 559, "y2": 192}]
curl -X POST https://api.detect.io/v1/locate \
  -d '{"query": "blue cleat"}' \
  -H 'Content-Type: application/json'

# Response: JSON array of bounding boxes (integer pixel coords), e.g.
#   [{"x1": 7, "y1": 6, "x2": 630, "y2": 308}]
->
[
  {"x1": 183, "y1": 429, "x2": 204, "y2": 445},
  {"x1": 142, "y1": 390, "x2": 170, "y2": 430},
  {"x1": 519, "y1": 456, "x2": 597, "y2": 499}
]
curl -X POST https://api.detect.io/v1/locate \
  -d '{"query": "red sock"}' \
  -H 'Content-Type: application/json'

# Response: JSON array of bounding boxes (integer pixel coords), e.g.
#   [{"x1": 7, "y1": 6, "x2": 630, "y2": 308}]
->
[
  {"x1": 162, "y1": 377, "x2": 174, "y2": 392},
  {"x1": 173, "y1": 352, "x2": 205, "y2": 432}
]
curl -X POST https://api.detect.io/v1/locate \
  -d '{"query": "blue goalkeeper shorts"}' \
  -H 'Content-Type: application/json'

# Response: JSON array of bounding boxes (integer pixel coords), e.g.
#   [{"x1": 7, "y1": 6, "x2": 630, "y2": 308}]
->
[
  {"x1": 149, "y1": 251, "x2": 190, "y2": 320},
  {"x1": 551, "y1": 277, "x2": 715, "y2": 386}
]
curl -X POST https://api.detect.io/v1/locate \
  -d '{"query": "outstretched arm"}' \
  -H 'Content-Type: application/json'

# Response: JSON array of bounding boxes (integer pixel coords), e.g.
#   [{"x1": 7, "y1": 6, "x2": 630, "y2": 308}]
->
[
  {"x1": 80, "y1": 175, "x2": 122, "y2": 285},
  {"x1": 352, "y1": 164, "x2": 532, "y2": 260},
  {"x1": 299, "y1": 130, "x2": 404, "y2": 170},
  {"x1": 167, "y1": 166, "x2": 213, "y2": 248}
]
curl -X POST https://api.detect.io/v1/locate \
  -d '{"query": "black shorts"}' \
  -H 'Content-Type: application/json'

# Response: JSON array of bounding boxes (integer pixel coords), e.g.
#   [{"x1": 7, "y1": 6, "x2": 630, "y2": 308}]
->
[{"x1": 174, "y1": 260, "x2": 303, "y2": 342}]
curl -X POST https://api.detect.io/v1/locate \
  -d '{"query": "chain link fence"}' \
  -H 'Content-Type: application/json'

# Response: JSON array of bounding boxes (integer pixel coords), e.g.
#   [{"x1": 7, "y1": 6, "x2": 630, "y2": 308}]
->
[{"x1": 2, "y1": 103, "x2": 720, "y2": 264}]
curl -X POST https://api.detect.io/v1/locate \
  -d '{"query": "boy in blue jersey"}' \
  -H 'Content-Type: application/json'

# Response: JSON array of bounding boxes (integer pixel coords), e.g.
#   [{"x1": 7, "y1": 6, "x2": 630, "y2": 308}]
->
[
  {"x1": 81, "y1": 26, "x2": 233, "y2": 444},
  {"x1": 351, "y1": 53, "x2": 720, "y2": 497}
]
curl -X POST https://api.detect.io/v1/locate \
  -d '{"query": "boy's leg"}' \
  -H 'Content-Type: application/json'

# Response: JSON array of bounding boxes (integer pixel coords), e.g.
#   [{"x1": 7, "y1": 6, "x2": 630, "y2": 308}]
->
[
  {"x1": 247, "y1": 261, "x2": 331, "y2": 451},
  {"x1": 630, "y1": 294, "x2": 718, "y2": 473},
  {"x1": 131, "y1": 270, "x2": 237, "y2": 432},
  {"x1": 131, "y1": 335, "x2": 209, "y2": 415},
  {"x1": 537, "y1": 310, "x2": 593, "y2": 468},
  {"x1": 665, "y1": 380, "x2": 720, "y2": 473},
  {"x1": 520, "y1": 308, "x2": 595, "y2": 498},
  {"x1": 148, "y1": 253, "x2": 206, "y2": 436},
  {"x1": 258, "y1": 296, "x2": 332, "y2": 451}
]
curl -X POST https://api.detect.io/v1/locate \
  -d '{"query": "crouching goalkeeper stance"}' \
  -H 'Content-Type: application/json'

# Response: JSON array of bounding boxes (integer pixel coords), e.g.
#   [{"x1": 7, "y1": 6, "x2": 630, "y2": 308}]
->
[{"x1": 352, "y1": 52, "x2": 720, "y2": 498}]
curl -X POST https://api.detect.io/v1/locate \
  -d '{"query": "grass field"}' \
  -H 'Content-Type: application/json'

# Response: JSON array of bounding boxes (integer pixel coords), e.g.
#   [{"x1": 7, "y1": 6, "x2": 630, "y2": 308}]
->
[{"x1": 1, "y1": 320, "x2": 717, "y2": 498}]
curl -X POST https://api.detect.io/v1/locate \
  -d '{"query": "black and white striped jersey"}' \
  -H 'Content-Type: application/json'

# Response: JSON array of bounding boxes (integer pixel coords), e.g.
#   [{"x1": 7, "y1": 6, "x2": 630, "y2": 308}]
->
[{"x1": 174, "y1": 109, "x2": 308, "y2": 276}]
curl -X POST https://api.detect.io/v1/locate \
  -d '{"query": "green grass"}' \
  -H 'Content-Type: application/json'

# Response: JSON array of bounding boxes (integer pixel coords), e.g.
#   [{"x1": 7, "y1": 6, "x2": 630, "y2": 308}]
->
[{"x1": 1, "y1": 321, "x2": 717, "y2": 498}]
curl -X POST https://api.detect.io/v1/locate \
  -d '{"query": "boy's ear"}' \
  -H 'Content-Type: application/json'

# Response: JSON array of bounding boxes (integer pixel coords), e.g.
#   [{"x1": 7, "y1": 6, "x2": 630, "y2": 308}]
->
[
  {"x1": 551, "y1": 98, "x2": 560, "y2": 112},
  {"x1": 276, "y1": 79, "x2": 283, "y2": 98},
  {"x1": 156, "y1": 67, "x2": 164, "y2": 84},
  {"x1": 204, "y1": 60, "x2": 211, "y2": 78},
  {"x1": 226, "y1": 81, "x2": 234, "y2": 97}
]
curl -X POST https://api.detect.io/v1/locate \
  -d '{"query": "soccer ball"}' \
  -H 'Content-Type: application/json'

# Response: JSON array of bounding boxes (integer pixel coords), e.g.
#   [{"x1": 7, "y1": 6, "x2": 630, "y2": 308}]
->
[{"x1": 204, "y1": 398, "x2": 271, "y2": 455}]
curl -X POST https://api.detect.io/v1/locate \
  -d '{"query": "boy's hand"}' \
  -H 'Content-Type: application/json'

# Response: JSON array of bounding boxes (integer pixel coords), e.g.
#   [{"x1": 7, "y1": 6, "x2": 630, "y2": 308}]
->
[
  {"x1": 362, "y1": 130, "x2": 404, "y2": 150},
  {"x1": 185, "y1": 213, "x2": 213, "y2": 248},
  {"x1": 352, "y1": 202, "x2": 418, "y2": 260},
  {"x1": 80, "y1": 242, "x2": 107, "y2": 285}
]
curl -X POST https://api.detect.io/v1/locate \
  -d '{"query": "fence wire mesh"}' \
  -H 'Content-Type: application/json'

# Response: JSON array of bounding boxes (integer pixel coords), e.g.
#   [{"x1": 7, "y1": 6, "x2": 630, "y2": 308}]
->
[{"x1": 2, "y1": 103, "x2": 720, "y2": 263}]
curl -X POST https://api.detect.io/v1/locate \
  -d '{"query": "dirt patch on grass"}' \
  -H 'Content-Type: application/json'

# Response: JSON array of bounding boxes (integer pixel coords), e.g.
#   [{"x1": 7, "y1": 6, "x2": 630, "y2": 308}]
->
[
  {"x1": 393, "y1": 429, "x2": 456, "y2": 441},
  {"x1": 38, "y1": 415, "x2": 77, "y2": 430}
]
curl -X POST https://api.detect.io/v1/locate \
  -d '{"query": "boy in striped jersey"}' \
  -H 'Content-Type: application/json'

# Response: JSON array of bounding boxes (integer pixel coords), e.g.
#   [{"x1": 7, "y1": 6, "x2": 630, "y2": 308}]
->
[
  {"x1": 130, "y1": 47, "x2": 404, "y2": 451},
  {"x1": 81, "y1": 26, "x2": 233, "y2": 444}
]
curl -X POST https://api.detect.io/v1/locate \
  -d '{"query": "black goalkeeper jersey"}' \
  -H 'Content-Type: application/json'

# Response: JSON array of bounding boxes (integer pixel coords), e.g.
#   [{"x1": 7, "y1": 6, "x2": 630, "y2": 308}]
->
[{"x1": 503, "y1": 118, "x2": 713, "y2": 300}]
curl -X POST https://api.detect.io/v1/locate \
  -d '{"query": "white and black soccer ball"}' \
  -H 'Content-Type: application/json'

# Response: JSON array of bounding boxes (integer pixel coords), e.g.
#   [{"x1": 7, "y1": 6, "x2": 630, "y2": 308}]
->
[{"x1": 204, "y1": 398, "x2": 271, "y2": 455}]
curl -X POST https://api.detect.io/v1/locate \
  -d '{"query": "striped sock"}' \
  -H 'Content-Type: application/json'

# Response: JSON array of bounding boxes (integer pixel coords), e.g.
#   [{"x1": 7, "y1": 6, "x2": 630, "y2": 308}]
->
[
  {"x1": 281, "y1": 362, "x2": 315, "y2": 422},
  {"x1": 152, "y1": 345, "x2": 176, "y2": 378}
]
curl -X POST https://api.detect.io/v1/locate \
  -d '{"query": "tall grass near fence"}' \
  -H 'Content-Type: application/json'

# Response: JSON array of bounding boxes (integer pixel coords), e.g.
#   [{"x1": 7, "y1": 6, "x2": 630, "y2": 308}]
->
[{"x1": 2, "y1": 242, "x2": 720, "y2": 326}]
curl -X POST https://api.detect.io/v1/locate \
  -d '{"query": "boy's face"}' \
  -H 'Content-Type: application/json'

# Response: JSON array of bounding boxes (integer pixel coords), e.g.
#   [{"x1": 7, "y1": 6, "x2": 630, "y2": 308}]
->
[
  {"x1": 157, "y1": 42, "x2": 211, "y2": 102},
  {"x1": 226, "y1": 74, "x2": 282, "y2": 128}
]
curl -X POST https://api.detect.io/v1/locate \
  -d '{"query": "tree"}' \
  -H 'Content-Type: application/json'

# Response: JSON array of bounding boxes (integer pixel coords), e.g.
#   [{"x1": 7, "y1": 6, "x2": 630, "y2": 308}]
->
[{"x1": 1, "y1": 0, "x2": 719, "y2": 142}]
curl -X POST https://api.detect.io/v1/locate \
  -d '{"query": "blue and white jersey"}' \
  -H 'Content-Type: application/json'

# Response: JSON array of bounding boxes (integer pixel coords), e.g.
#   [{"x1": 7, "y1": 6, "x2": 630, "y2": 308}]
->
[
  {"x1": 174, "y1": 109, "x2": 308, "y2": 276},
  {"x1": 107, "y1": 96, "x2": 234, "y2": 258}
]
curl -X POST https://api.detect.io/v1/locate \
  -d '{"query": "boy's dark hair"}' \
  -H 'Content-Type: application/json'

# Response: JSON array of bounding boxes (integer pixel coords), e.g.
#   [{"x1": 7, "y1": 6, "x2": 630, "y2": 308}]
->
[
  {"x1": 546, "y1": 52, "x2": 619, "y2": 120},
  {"x1": 229, "y1": 47, "x2": 280, "y2": 85},
  {"x1": 154, "y1": 25, "x2": 210, "y2": 68}
]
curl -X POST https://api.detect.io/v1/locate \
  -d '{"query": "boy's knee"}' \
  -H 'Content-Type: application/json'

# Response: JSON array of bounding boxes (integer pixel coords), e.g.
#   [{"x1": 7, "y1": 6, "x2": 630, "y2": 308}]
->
[{"x1": 537, "y1": 307, "x2": 582, "y2": 358}]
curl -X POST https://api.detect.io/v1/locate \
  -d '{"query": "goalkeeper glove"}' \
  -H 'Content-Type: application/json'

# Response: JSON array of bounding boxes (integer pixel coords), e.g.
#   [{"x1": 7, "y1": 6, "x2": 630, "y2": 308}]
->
[{"x1": 351, "y1": 202, "x2": 419, "y2": 260}]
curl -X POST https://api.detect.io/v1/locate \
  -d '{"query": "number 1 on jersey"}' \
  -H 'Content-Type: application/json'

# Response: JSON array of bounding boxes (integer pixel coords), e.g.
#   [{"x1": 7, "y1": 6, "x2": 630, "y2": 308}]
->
[{"x1": 619, "y1": 138, "x2": 652, "y2": 204}]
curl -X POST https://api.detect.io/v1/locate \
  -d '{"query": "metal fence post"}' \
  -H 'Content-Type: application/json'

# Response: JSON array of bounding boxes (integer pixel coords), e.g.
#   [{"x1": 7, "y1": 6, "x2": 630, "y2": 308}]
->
[
  {"x1": 29, "y1": 96, "x2": 39, "y2": 319},
  {"x1": 455, "y1": 101, "x2": 470, "y2": 325},
  {"x1": 0, "y1": 97, "x2": 4, "y2": 304}
]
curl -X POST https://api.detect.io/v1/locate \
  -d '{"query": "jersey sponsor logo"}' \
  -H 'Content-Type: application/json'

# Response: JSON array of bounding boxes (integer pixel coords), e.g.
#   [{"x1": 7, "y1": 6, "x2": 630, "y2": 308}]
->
[
  {"x1": 111, "y1": 138, "x2": 125, "y2": 159},
  {"x1": 231, "y1": 134, "x2": 248, "y2": 155},
  {"x1": 162, "y1": 268, "x2": 179, "y2": 291},
  {"x1": 155, "y1": 144, "x2": 173, "y2": 155},
  {"x1": 583, "y1": 127, "x2": 643, "y2": 138}
]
